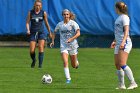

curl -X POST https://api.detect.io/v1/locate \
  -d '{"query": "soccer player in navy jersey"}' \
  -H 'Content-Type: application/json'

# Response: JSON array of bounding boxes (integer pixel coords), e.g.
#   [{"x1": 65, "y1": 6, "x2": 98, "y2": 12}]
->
[{"x1": 26, "y1": 0, "x2": 52, "y2": 68}]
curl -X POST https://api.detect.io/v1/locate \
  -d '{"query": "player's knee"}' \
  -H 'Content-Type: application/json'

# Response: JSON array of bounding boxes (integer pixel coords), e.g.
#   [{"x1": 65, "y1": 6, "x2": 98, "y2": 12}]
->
[
  {"x1": 30, "y1": 50, "x2": 35, "y2": 54},
  {"x1": 38, "y1": 45, "x2": 43, "y2": 49},
  {"x1": 38, "y1": 46, "x2": 44, "y2": 52}
]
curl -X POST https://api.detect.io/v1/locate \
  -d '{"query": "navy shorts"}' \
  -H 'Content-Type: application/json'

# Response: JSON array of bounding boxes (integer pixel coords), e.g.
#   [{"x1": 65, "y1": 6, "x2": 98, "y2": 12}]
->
[{"x1": 29, "y1": 32, "x2": 46, "y2": 42}]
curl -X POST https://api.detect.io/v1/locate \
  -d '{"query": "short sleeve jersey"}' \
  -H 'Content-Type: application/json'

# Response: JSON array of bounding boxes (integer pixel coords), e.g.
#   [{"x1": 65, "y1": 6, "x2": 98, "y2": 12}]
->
[
  {"x1": 114, "y1": 14, "x2": 131, "y2": 44},
  {"x1": 54, "y1": 20, "x2": 80, "y2": 50},
  {"x1": 30, "y1": 10, "x2": 44, "y2": 33}
]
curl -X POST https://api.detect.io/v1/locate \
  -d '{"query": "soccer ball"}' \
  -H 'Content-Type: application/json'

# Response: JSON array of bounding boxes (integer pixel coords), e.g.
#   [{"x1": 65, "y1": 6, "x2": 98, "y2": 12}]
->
[{"x1": 41, "y1": 74, "x2": 52, "y2": 84}]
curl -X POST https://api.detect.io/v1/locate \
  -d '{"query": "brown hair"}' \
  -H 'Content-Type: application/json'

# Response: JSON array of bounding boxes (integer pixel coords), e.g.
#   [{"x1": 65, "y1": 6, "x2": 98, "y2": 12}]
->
[
  {"x1": 115, "y1": 2, "x2": 128, "y2": 15},
  {"x1": 33, "y1": 0, "x2": 42, "y2": 10},
  {"x1": 62, "y1": 9, "x2": 75, "y2": 20}
]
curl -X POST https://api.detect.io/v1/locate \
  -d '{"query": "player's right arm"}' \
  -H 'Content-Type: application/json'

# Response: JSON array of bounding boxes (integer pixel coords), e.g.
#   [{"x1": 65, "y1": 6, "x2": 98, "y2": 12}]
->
[
  {"x1": 26, "y1": 11, "x2": 31, "y2": 35},
  {"x1": 110, "y1": 39, "x2": 116, "y2": 48}
]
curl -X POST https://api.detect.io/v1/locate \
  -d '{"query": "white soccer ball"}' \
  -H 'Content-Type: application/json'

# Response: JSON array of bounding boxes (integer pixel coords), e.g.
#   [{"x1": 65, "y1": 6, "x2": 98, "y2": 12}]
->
[{"x1": 41, "y1": 74, "x2": 52, "y2": 84}]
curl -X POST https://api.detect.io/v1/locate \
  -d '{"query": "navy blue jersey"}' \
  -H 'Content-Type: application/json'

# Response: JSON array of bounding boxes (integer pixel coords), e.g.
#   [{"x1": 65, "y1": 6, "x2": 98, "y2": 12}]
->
[{"x1": 30, "y1": 10, "x2": 44, "y2": 33}]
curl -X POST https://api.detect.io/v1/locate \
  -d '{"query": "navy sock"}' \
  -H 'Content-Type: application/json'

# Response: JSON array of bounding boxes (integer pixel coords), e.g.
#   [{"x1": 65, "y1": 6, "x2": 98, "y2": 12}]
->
[
  {"x1": 38, "y1": 52, "x2": 44, "y2": 67},
  {"x1": 30, "y1": 52, "x2": 36, "y2": 62}
]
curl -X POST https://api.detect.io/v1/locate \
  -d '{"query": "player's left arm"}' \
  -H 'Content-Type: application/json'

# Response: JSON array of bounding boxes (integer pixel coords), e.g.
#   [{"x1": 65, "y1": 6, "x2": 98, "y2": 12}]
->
[
  {"x1": 120, "y1": 25, "x2": 129, "y2": 49},
  {"x1": 67, "y1": 21, "x2": 80, "y2": 43},
  {"x1": 120, "y1": 16, "x2": 130, "y2": 49},
  {"x1": 67, "y1": 29, "x2": 80, "y2": 43},
  {"x1": 44, "y1": 11, "x2": 52, "y2": 38},
  {"x1": 123, "y1": 25, "x2": 129, "y2": 43}
]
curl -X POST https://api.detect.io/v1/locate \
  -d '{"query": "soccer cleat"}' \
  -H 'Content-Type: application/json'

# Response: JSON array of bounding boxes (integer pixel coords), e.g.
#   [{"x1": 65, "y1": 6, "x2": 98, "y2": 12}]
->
[
  {"x1": 38, "y1": 65, "x2": 42, "y2": 68},
  {"x1": 31, "y1": 60, "x2": 36, "y2": 68},
  {"x1": 66, "y1": 80, "x2": 71, "y2": 84},
  {"x1": 116, "y1": 84, "x2": 126, "y2": 89},
  {"x1": 127, "y1": 83, "x2": 138, "y2": 89}
]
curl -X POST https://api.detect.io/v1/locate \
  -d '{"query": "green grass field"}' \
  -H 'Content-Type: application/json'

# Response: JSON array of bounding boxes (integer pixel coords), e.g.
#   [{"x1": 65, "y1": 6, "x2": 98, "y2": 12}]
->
[{"x1": 0, "y1": 47, "x2": 140, "y2": 93}]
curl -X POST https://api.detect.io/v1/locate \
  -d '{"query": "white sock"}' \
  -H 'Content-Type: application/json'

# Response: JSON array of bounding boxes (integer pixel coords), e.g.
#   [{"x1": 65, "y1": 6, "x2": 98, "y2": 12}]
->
[
  {"x1": 117, "y1": 69, "x2": 125, "y2": 85},
  {"x1": 64, "y1": 67, "x2": 71, "y2": 80},
  {"x1": 123, "y1": 65, "x2": 135, "y2": 83}
]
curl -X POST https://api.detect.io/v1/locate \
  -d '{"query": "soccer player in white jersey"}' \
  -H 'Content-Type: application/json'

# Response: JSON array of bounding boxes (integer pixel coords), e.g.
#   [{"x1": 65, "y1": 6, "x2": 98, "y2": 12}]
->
[
  {"x1": 50, "y1": 9, "x2": 80, "y2": 83},
  {"x1": 110, "y1": 2, "x2": 138, "y2": 89}
]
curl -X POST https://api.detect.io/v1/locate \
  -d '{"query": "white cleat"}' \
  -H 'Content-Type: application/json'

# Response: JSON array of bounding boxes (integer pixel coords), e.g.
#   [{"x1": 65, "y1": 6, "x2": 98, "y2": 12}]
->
[
  {"x1": 116, "y1": 84, "x2": 126, "y2": 89},
  {"x1": 116, "y1": 86, "x2": 126, "y2": 89},
  {"x1": 127, "y1": 83, "x2": 138, "y2": 89}
]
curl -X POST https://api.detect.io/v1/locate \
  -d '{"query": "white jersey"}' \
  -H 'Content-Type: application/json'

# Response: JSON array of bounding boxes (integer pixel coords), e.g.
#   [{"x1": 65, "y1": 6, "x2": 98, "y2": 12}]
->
[
  {"x1": 114, "y1": 14, "x2": 131, "y2": 45},
  {"x1": 54, "y1": 20, "x2": 80, "y2": 50}
]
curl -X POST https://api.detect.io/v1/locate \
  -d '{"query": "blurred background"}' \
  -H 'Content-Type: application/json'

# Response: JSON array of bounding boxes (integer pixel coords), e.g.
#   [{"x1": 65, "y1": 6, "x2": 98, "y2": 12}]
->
[{"x1": 0, "y1": 0, "x2": 140, "y2": 47}]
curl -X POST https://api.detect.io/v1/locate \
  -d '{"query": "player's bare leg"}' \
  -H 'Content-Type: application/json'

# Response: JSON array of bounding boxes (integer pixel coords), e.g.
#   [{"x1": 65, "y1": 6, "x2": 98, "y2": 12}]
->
[
  {"x1": 61, "y1": 53, "x2": 71, "y2": 83},
  {"x1": 70, "y1": 54, "x2": 79, "y2": 69}
]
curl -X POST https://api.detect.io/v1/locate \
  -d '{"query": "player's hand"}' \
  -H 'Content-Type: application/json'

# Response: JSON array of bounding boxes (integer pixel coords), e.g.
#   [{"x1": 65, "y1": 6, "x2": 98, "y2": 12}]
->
[
  {"x1": 49, "y1": 32, "x2": 52, "y2": 38},
  {"x1": 50, "y1": 42, "x2": 54, "y2": 48},
  {"x1": 119, "y1": 42, "x2": 125, "y2": 49},
  {"x1": 27, "y1": 30, "x2": 30, "y2": 35},
  {"x1": 110, "y1": 41, "x2": 116, "y2": 48},
  {"x1": 67, "y1": 38, "x2": 73, "y2": 43}
]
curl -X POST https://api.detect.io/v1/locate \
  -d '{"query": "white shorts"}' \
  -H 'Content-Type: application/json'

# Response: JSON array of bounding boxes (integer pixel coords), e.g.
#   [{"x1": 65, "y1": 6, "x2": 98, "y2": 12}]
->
[
  {"x1": 61, "y1": 48, "x2": 78, "y2": 55},
  {"x1": 114, "y1": 43, "x2": 132, "y2": 54}
]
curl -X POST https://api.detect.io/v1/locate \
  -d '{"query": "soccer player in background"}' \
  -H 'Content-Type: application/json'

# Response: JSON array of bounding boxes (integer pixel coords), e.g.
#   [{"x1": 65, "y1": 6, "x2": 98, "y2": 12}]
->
[
  {"x1": 110, "y1": 2, "x2": 138, "y2": 89},
  {"x1": 26, "y1": 0, "x2": 52, "y2": 68},
  {"x1": 50, "y1": 9, "x2": 80, "y2": 83}
]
